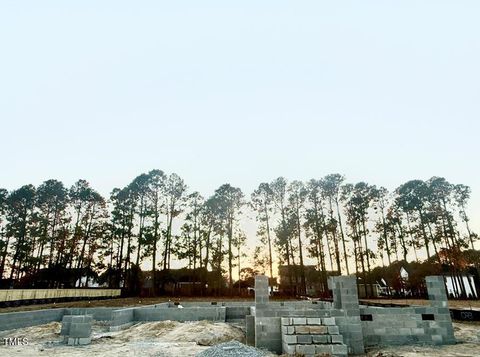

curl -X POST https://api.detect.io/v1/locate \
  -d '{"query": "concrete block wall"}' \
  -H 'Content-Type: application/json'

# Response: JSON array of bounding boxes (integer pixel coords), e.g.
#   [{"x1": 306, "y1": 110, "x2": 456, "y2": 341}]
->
[
  {"x1": 65, "y1": 307, "x2": 114, "y2": 321},
  {"x1": 109, "y1": 307, "x2": 136, "y2": 331},
  {"x1": 62, "y1": 315, "x2": 92, "y2": 346},
  {"x1": 176, "y1": 301, "x2": 253, "y2": 307},
  {"x1": 281, "y1": 317, "x2": 348, "y2": 357},
  {"x1": 0, "y1": 308, "x2": 65, "y2": 331},
  {"x1": 360, "y1": 276, "x2": 455, "y2": 346},
  {"x1": 255, "y1": 316, "x2": 282, "y2": 353},
  {"x1": 360, "y1": 306, "x2": 454, "y2": 346},
  {"x1": 225, "y1": 306, "x2": 252, "y2": 321},
  {"x1": 134, "y1": 307, "x2": 226, "y2": 322},
  {"x1": 255, "y1": 306, "x2": 333, "y2": 318}
]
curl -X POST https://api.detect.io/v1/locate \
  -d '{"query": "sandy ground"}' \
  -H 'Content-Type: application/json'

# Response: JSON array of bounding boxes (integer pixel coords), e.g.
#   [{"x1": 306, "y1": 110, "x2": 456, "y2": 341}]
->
[
  {"x1": 0, "y1": 320, "x2": 478, "y2": 356},
  {"x1": 0, "y1": 320, "x2": 248, "y2": 357}
]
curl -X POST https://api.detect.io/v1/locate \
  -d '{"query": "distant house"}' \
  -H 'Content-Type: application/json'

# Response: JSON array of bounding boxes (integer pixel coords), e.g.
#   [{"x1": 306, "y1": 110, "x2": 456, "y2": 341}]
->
[
  {"x1": 141, "y1": 268, "x2": 226, "y2": 296},
  {"x1": 380, "y1": 264, "x2": 478, "y2": 298},
  {"x1": 278, "y1": 265, "x2": 339, "y2": 296},
  {"x1": 75, "y1": 276, "x2": 101, "y2": 288},
  {"x1": 357, "y1": 283, "x2": 384, "y2": 298}
]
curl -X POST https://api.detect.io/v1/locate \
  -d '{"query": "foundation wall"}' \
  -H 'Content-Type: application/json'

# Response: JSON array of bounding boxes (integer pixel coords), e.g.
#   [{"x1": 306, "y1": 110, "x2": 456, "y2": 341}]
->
[
  {"x1": 134, "y1": 307, "x2": 226, "y2": 322},
  {"x1": 0, "y1": 308, "x2": 65, "y2": 331}
]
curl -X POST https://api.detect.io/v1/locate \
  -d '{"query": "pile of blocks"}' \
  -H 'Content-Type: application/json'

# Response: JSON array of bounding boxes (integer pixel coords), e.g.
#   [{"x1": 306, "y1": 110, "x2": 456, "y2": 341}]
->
[
  {"x1": 281, "y1": 316, "x2": 348, "y2": 357},
  {"x1": 61, "y1": 314, "x2": 92, "y2": 345}
]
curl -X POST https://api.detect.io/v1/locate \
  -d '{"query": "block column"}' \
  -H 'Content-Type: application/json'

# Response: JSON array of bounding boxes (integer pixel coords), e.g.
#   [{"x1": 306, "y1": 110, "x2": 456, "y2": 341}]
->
[
  {"x1": 331, "y1": 276, "x2": 360, "y2": 315},
  {"x1": 426, "y1": 275, "x2": 448, "y2": 308},
  {"x1": 255, "y1": 275, "x2": 269, "y2": 309},
  {"x1": 330, "y1": 276, "x2": 365, "y2": 355},
  {"x1": 426, "y1": 275, "x2": 455, "y2": 344}
]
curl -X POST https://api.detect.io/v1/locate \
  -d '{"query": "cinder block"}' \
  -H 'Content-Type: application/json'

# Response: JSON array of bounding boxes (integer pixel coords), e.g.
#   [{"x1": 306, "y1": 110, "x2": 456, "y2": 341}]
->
[
  {"x1": 328, "y1": 326, "x2": 340, "y2": 335},
  {"x1": 331, "y1": 334, "x2": 344, "y2": 343},
  {"x1": 412, "y1": 328, "x2": 425, "y2": 335},
  {"x1": 332, "y1": 343, "x2": 348, "y2": 355},
  {"x1": 296, "y1": 335, "x2": 312, "y2": 344},
  {"x1": 403, "y1": 320, "x2": 418, "y2": 328},
  {"x1": 296, "y1": 344, "x2": 315, "y2": 355},
  {"x1": 315, "y1": 344, "x2": 333, "y2": 354},
  {"x1": 281, "y1": 317, "x2": 291, "y2": 326},
  {"x1": 77, "y1": 337, "x2": 91, "y2": 345},
  {"x1": 282, "y1": 334, "x2": 297, "y2": 344},
  {"x1": 309, "y1": 325, "x2": 328, "y2": 334},
  {"x1": 312, "y1": 334, "x2": 330, "y2": 344},
  {"x1": 399, "y1": 328, "x2": 412, "y2": 335},
  {"x1": 282, "y1": 343, "x2": 296, "y2": 354},
  {"x1": 322, "y1": 317, "x2": 336, "y2": 325},
  {"x1": 432, "y1": 334, "x2": 443, "y2": 345},
  {"x1": 62, "y1": 315, "x2": 73, "y2": 323},
  {"x1": 293, "y1": 317, "x2": 307, "y2": 325},
  {"x1": 295, "y1": 326, "x2": 310, "y2": 334},
  {"x1": 69, "y1": 323, "x2": 91, "y2": 338},
  {"x1": 374, "y1": 328, "x2": 386, "y2": 335},
  {"x1": 245, "y1": 315, "x2": 255, "y2": 346},
  {"x1": 307, "y1": 317, "x2": 321, "y2": 325}
]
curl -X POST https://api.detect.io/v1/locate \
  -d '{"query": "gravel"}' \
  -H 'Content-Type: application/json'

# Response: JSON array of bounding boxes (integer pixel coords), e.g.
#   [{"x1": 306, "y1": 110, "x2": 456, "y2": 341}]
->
[{"x1": 195, "y1": 340, "x2": 269, "y2": 357}]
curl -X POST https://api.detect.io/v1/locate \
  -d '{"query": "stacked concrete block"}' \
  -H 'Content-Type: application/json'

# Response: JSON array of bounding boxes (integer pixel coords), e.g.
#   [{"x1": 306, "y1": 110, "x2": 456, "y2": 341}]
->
[
  {"x1": 109, "y1": 307, "x2": 135, "y2": 331},
  {"x1": 61, "y1": 315, "x2": 92, "y2": 346},
  {"x1": 359, "y1": 277, "x2": 456, "y2": 347},
  {"x1": 134, "y1": 306, "x2": 226, "y2": 322},
  {"x1": 0, "y1": 308, "x2": 66, "y2": 331},
  {"x1": 245, "y1": 315, "x2": 256, "y2": 346},
  {"x1": 255, "y1": 275, "x2": 269, "y2": 309},
  {"x1": 255, "y1": 316, "x2": 282, "y2": 353},
  {"x1": 426, "y1": 275, "x2": 448, "y2": 308},
  {"x1": 281, "y1": 317, "x2": 348, "y2": 357},
  {"x1": 330, "y1": 276, "x2": 360, "y2": 315},
  {"x1": 330, "y1": 276, "x2": 365, "y2": 355},
  {"x1": 360, "y1": 306, "x2": 456, "y2": 346},
  {"x1": 225, "y1": 306, "x2": 252, "y2": 321},
  {"x1": 426, "y1": 276, "x2": 455, "y2": 344}
]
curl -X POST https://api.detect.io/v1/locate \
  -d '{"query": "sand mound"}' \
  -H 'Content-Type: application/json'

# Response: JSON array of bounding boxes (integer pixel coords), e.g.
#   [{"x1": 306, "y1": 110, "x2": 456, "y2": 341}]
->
[
  {"x1": 110, "y1": 320, "x2": 244, "y2": 346},
  {"x1": 0, "y1": 321, "x2": 61, "y2": 341}
]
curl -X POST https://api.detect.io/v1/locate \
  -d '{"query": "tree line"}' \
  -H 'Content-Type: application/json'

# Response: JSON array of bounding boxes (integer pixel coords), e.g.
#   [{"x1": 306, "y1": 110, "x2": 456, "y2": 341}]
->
[{"x1": 0, "y1": 172, "x2": 477, "y2": 297}]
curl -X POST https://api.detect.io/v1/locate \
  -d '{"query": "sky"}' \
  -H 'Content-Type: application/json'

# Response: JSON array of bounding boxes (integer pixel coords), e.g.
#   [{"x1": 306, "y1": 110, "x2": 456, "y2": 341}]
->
[{"x1": 1, "y1": 1, "x2": 479, "y2": 266}]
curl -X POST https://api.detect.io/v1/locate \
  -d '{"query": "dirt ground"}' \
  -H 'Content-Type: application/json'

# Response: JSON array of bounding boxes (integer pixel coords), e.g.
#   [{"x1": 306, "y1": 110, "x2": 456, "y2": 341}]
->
[
  {"x1": 0, "y1": 320, "x2": 251, "y2": 357},
  {"x1": 0, "y1": 320, "x2": 478, "y2": 357}
]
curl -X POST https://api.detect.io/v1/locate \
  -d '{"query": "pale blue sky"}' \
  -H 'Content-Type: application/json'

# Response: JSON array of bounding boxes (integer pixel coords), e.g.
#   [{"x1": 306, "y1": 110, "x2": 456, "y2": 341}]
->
[{"x1": 1, "y1": 1, "x2": 479, "y2": 240}]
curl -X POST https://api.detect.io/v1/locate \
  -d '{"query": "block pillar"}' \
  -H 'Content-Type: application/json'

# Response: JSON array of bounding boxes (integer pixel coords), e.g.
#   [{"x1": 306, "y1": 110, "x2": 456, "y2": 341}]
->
[
  {"x1": 255, "y1": 275, "x2": 269, "y2": 309},
  {"x1": 330, "y1": 276, "x2": 365, "y2": 355},
  {"x1": 330, "y1": 276, "x2": 360, "y2": 315},
  {"x1": 426, "y1": 275, "x2": 455, "y2": 344},
  {"x1": 426, "y1": 275, "x2": 448, "y2": 308}
]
